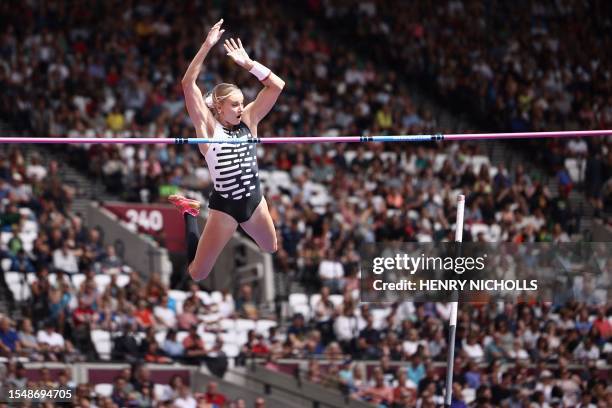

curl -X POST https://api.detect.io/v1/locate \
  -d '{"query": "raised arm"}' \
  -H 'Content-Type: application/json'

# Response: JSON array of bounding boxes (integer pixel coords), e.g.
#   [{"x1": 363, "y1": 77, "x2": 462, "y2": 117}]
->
[
  {"x1": 182, "y1": 19, "x2": 225, "y2": 153},
  {"x1": 224, "y1": 38, "x2": 285, "y2": 127}
]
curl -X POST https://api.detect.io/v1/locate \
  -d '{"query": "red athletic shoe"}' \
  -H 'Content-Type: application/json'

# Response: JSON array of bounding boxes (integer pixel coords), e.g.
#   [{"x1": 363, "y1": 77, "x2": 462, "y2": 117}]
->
[{"x1": 168, "y1": 194, "x2": 201, "y2": 217}]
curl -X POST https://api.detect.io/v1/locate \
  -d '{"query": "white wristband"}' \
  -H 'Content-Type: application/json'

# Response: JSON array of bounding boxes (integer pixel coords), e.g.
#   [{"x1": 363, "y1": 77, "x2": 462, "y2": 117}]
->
[
  {"x1": 249, "y1": 61, "x2": 271, "y2": 82},
  {"x1": 205, "y1": 93, "x2": 214, "y2": 109}
]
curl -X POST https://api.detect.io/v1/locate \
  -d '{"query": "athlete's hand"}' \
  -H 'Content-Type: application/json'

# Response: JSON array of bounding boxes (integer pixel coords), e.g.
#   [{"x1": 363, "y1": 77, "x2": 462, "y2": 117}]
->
[
  {"x1": 204, "y1": 19, "x2": 225, "y2": 48},
  {"x1": 224, "y1": 38, "x2": 254, "y2": 70}
]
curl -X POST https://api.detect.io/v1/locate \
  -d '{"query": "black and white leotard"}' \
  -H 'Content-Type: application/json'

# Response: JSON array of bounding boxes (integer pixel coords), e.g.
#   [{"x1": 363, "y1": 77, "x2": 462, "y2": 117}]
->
[{"x1": 204, "y1": 121, "x2": 262, "y2": 223}]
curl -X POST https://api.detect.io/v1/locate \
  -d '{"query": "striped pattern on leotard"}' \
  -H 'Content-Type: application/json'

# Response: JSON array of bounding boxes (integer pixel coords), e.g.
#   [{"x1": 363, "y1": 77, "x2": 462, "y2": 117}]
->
[{"x1": 204, "y1": 121, "x2": 259, "y2": 200}]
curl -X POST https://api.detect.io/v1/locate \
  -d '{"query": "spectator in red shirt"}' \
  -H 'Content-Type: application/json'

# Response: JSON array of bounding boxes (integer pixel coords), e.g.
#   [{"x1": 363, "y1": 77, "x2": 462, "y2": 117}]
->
[
  {"x1": 135, "y1": 299, "x2": 156, "y2": 330},
  {"x1": 72, "y1": 299, "x2": 95, "y2": 328},
  {"x1": 593, "y1": 308, "x2": 611, "y2": 340},
  {"x1": 204, "y1": 382, "x2": 227, "y2": 406},
  {"x1": 182, "y1": 324, "x2": 207, "y2": 364}
]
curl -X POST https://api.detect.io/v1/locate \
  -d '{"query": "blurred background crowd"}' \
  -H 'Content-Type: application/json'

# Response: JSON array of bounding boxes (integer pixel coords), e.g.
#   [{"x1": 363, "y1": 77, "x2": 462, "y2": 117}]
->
[{"x1": 0, "y1": 0, "x2": 610, "y2": 407}]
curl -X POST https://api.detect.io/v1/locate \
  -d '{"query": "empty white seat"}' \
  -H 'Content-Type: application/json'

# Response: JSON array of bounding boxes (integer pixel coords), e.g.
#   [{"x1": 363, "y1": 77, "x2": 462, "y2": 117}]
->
[
  {"x1": 470, "y1": 155, "x2": 490, "y2": 173},
  {"x1": 219, "y1": 318, "x2": 236, "y2": 332},
  {"x1": 344, "y1": 151, "x2": 357, "y2": 164},
  {"x1": 91, "y1": 330, "x2": 112, "y2": 360},
  {"x1": 94, "y1": 274, "x2": 111, "y2": 292},
  {"x1": 5, "y1": 271, "x2": 21, "y2": 285},
  {"x1": 371, "y1": 308, "x2": 390, "y2": 330},
  {"x1": 72, "y1": 273, "x2": 86, "y2": 289},
  {"x1": 168, "y1": 289, "x2": 188, "y2": 302},
  {"x1": 221, "y1": 343, "x2": 240, "y2": 358},
  {"x1": 26, "y1": 273, "x2": 36, "y2": 285},
  {"x1": 290, "y1": 303, "x2": 311, "y2": 320},
  {"x1": 329, "y1": 295, "x2": 344, "y2": 308},
  {"x1": 175, "y1": 331, "x2": 188, "y2": 343},
  {"x1": 256, "y1": 319, "x2": 277, "y2": 336},
  {"x1": 309, "y1": 294, "x2": 321, "y2": 310},
  {"x1": 94, "y1": 383, "x2": 113, "y2": 397},
  {"x1": 471, "y1": 224, "x2": 490, "y2": 240},
  {"x1": 433, "y1": 154, "x2": 448, "y2": 172},
  {"x1": 1, "y1": 258, "x2": 12, "y2": 271},
  {"x1": 197, "y1": 290, "x2": 212, "y2": 305},
  {"x1": 289, "y1": 293, "x2": 308, "y2": 307},
  {"x1": 235, "y1": 319, "x2": 256, "y2": 332},
  {"x1": 116, "y1": 274, "x2": 130, "y2": 288},
  {"x1": 1, "y1": 232, "x2": 13, "y2": 247},
  {"x1": 154, "y1": 330, "x2": 168, "y2": 344},
  {"x1": 210, "y1": 291, "x2": 223, "y2": 304},
  {"x1": 202, "y1": 332, "x2": 217, "y2": 348},
  {"x1": 565, "y1": 158, "x2": 581, "y2": 182},
  {"x1": 8, "y1": 281, "x2": 30, "y2": 302},
  {"x1": 175, "y1": 299, "x2": 184, "y2": 315}
]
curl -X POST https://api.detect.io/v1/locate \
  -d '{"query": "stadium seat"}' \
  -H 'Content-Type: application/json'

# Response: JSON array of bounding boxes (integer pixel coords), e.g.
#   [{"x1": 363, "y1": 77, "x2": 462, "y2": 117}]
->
[
  {"x1": 176, "y1": 331, "x2": 189, "y2": 343},
  {"x1": 471, "y1": 223, "x2": 490, "y2": 241},
  {"x1": 0, "y1": 232, "x2": 13, "y2": 247},
  {"x1": 175, "y1": 299, "x2": 184, "y2": 315},
  {"x1": 463, "y1": 388, "x2": 476, "y2": 404},
  {"x1": 197, "y1": 290, "x2": 212, "y2": 305},
  {"x1": 256, "y1": 319, "x2": 277, "y2": 336},
  {"x1": 289, "y1": 293, "x2": 308, "y2": 308},
  {"x1": 115, "y1": 274, "x2": 130, "y2": 288},
  {"x1": 470, "y1": 155, "x2": 491, "y2": 173},
  {"x1": 6, "y1": 272, "x2": 31, "y2": 302},
  {"x1": 433, "y1": 154, "x2": 448, "y2": 172},
  {"x1": 94, "y1": 274, "x2": 111, "y2": 292},
  {"x1": 235, "y1": 319, "x2": 256, "y2": 332},
  {"x1": 221, "y1": 343, "x2": 240, "y2": 358},
  {"x1": 72, "y1": 273, "x2": 86, "y2": 289},
  {"x1": 309, "y1": 294, "x2": 321, "y2": 311},
  {"x1": 154, "y1": 330, "x2": 167, "y2": 344},
  {"x1": 25, "y1": 273, "x2": 36, "y2": 285},
  {"x1": 219, "y1": 318, "x2": 236, "y2": 332},
  {"x1": 94, "y1": 384, "x2": 113, "y2": 398},
  {"x1": 5, "y1": 271, "x2": 21, "y2": 285},
  {"x1": 291, "y1": 303, "x2": 311, "y2": 320},
  {"x1": 91, "y1": 330, "x2": 112, "y2": 360},
  {"x1": 202, "y1": 332, "x2": 217, "y2": 348},
  {"x1": 210, "y1": 291, "x2": 223, "y2": 304},
  {"x1": 371, "y1": 308, "x2": 390, "y2": 330},
  {"x1": 168, "y1": 289, "x2": 188, "y2": 302},
  {"x1": 48, "y1": 273, "x2": 57, "y2": 286},
  {"x1": 1, "y1": 258, "x2": 12, "y2": 271},
  {"x1": 565, "y1": 158, "x2": 582, "y2": 182},
  {"x1": 329, "y1": 294, "x2": 344, "y2": 308}
]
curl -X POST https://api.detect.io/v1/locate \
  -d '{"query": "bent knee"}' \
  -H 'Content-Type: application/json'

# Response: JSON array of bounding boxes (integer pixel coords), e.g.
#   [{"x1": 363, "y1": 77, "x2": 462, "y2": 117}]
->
[
  {"x1": 188, "y1": 262, "x2": 213, "y2": 282},
  {"x1": 261, "y1": 239, "x2": 278, "y2": 254}
]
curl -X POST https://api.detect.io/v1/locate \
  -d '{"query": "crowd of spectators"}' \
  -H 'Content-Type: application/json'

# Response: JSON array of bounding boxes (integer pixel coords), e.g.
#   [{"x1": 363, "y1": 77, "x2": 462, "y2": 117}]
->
[
  {"x1": 243, "y1": 288, "x2": 612, "y2": 407},
  {"x1": 0, "y1": 361, "x2": 266, "y2": 407},
  {"x1": 303, "y1": 0, "x2": 612, "y2": 216},
  {"x1": 1, "y1": 1, "x2": 611, "y2": 407}
]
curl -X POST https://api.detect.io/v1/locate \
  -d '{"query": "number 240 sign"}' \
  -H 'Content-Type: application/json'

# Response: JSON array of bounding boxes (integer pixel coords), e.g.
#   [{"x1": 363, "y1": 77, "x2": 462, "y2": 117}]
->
[{"x1": 125, "y1": 209, "x2": 164, "y2": 232}]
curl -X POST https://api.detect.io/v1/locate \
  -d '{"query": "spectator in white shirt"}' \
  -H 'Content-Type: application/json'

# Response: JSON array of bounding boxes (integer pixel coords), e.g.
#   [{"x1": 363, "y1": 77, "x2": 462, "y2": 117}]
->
[
  {"x1": 173, "y1": 384, "x2": 197, "y2": 408},
  {"x1": 154, "y1": 293, "x2": 177, "y2": 329},
  {"x1": 318, "y1": 249, "x2": 345, "y2": 294},
  {"x1": 53, "y1": 240, "x2": 79, "y2": 274},
  {"x1": 25, "y1": 154, "x2": 48, "y2": 182},
  {"x1": 463, "y1": 334, "x2": 485, "y2": 363},
  {"x1": 36, "y1": 321, "x2": 74, "y2": 361},
  {"x1": 573, "y1": 337, "x2": 600, "y2": 362},
  {"x1": 334, "y1": 304, "x2": 360, "y2": 349}
]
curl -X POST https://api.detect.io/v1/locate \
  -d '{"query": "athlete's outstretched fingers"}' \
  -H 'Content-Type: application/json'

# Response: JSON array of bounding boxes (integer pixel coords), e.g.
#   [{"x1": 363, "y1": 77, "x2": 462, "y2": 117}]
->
[
  {"x1": 189, "y1": 209, "x2": 238, "y2": 281},
  {"x1": 240, "y1": 198, "x2": 277, "y2": 253}
]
